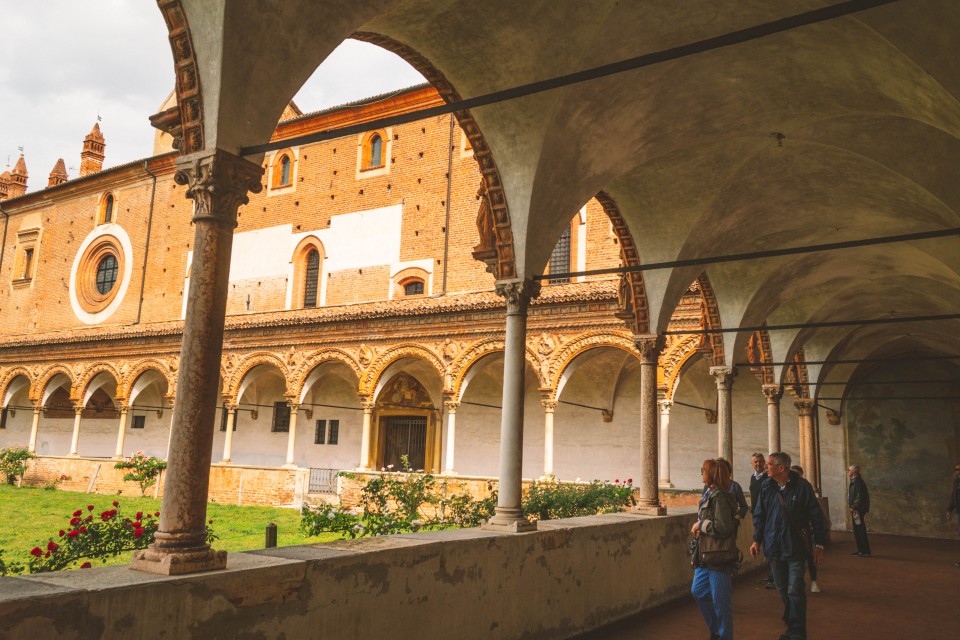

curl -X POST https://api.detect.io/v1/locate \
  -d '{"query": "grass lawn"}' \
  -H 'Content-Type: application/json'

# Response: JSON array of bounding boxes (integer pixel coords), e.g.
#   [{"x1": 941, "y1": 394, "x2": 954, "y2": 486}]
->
[{"x1": 0, "y1": 484, "x2": 341, "y2": 569}]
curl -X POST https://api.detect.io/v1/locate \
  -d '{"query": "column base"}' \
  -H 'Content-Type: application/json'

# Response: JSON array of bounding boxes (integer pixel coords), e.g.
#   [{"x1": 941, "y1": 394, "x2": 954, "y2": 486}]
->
[
  {"x1": 441, "y1": 470, "x2": 458, "y2": 476},
  {"x1": 130, "y1": 545, "x2": 227, "y2": 576},
  {"x1": 658, "y1": 480, "x2": 674, "y2": 488},
  {"x1": 218, "y1": 459, "x2": 231, "y2": 465},
  {"x1": 631, "y1": 503, "x2": 667, "y2": 516},
  {"x1": 481, "y1": 508, "x2": 537, "y2": 533},
  {"x1": 113, "y1": 454, "x2": 125, "y2": 461},
  {"x1": 67, "y1": 453, "x2": 80, "y2": 458},
  {"x1": 282, "y1": 463, "x2": 298, "y2": 470}
]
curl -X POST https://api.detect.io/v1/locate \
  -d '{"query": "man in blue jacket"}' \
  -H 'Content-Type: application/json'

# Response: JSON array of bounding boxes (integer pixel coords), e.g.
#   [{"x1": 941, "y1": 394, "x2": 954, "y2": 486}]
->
[{"x1": 750, "y1": 452, "x2": 828, "y2": 640}]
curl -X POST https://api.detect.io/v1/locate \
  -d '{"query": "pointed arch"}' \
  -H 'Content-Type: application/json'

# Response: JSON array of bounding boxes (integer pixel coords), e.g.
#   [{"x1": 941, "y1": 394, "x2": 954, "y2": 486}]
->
[
  {"x1": 783, "y1": 348, "x2": 811, "y2": 400},
  {"x1": 0, "y1": 367, "x2": 34, "y2": 405},
  {"x1": 448, "y1": 337, "x2": 545, "y2": 401},
  {"x1": 294, "y1": 348, "x2": 363, "y2": 401},
  {"x1": 77, "y1": 364, "x2": 122, "y2": 404},
  {"x1": 545, "y1": 331, "x2": 637, "y2": 398},
  {"x1": 697, "y1": 273, "x2": 725, "y2": 366},
  {"x1": 659, "y1": 333, "x2": 704, "y2": 400},
  {"x1": 225, "y1": 352, "x2": 290, "y2": 400},
  {"x1": 122, "y1": 359, "x2": 175, "y2": 400},
  {"x1": 361, "y1": 343, "x2": 446, "y2": 398},
  {"x1": 33, "y1": 365, "x2": 75, "y2": 404},
  {"x1": 596, "y1": 191, "x2": 650, "y2": 335},
  {"x1": 745, "y1": 324, "x2": 776, "y2": 386}
]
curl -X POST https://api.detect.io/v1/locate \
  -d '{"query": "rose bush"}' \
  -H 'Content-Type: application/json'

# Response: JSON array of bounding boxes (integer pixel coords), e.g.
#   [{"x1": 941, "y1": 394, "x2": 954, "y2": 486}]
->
[
  {"x1": 114, "y1": 451, "x2": 167, "y2": 496},
  {"x1": 0, "y1": 446, "x2": 35, "y2": 485}
]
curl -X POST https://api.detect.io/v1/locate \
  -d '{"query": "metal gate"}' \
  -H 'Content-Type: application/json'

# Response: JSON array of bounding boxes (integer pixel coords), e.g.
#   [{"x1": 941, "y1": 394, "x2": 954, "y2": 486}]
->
[
  {"x1": 383, "y1": 415, "x2": 427, "y2": 470},
  {"x1": 308, "y1": 468, "x2": 339, "y2": 494}
]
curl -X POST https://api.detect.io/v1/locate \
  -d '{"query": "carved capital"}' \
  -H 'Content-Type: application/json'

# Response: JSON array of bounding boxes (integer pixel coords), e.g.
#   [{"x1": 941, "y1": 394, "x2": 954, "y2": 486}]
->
[
  {"x1": 174, "y1": 149, "x2": 264, "y2": 227},
  {"x1": 710, "y1": 366, "x2": 737, "y2": 389},
  {"x1": 361, "y1": 398, "x2": 376, "y2": 412},
  {"x1": 288, "y1": 402, "x2": 301, "y2": 413},
  {"x1": 495, "y1": 278, "x2": 540, "y2": 313},
  {"x1": 223, "y1": 403, "x2": 238, "y2": 413},
  {"x1": 658, "y1": 399, "x2": 673, "y2": 413},
  {"x1": 118, "y1": 405, "x2": 130, "y2": 415},
  {"x1": 541, "y1": 399, "x2": 558, "y2": 412},
  {"x1": 633, "y1": 334, "x2": 665, "y2": 361},
  {"x1": 795, "y1": 398, "x2": 815, "y2": 416},
  {"x1": 444, "y1": 400, "x2": 460, "y2": 413},
  {"x1": 762, "y1": 384, "x2": 783, "y2": 403}
]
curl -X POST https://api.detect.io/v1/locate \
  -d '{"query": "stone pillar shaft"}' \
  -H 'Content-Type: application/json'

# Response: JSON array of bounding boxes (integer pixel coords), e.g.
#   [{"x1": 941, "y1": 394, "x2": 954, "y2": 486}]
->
[
  {"x1": 483, "y1": 279, "x2": 539, "y2": 532},
  {"x1": 658, "y1": 399, "x2": 673, "y2": 487},
  {"x1": 28, "y1": 406, "x2": 42, "y2": 453},
  {"x1": 114, "y1": 406, "x2": 130, "y2": 459},
  {"x1": 542, "y1": 399, "x2": 557, "y2": 477},
  {"x1": 221, "y1": 405, "x2": 237, "y2": 463},
  {"x1": 284, "y1": 403, "x2": 299, "y2": 467},
  {"x1": 69, "y1": 405, "x2": 83, "y2": 456},
  {"x1": 711, "y1": 367, "x2": 736, "y2": 463},
  {"x1": 130, "y1": 149, "x2": 262, "y2": 576},
  {"x1": 796, "y1": 399, "x2": 818, "y2": 494},
  {"x1": 443, "y1": 399, "x2": 458, "y2": 474},
  {"x1": 359, "y1": 400, "x2": 374, "y2": 470},
  {"x1": 634, "y1": 335, "x2": 665, "y2": 514},
  {"x1": 763, "y1": 385, "x2": 782, "y2": 454}
]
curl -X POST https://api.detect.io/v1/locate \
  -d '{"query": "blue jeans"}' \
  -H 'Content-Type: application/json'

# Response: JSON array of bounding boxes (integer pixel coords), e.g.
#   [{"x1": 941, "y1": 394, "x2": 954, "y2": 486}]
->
[
  {"x1": 770, "y1": 557, "x2": 807, "y2": 639},
  {"x1": 691, "y1": 566, "x2": 733, "y2": 640}
]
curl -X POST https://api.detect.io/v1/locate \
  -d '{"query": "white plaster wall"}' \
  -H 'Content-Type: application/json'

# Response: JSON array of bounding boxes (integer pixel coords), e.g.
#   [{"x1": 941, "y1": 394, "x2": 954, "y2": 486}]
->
[
  {"x1": 74, "y1": 416, "x2": 120, "y2": 458},
  {"x1": 34, "y1": 418, "x2": 74, "y2": 457},
  {"x1": 294, "y1": 374, "x2": 363, "y2": 470},
  {"x1": 0, "y1": 386, "x2": 32, "y2": 449},
  {"x1": 121, "y1": 387, "x2": 174, "y2": 459},
  {"x1": 230, "y1": 376, "x2": 289, "y2": 467},
  {"x1": 818, "y1": 404, "x2": 847, "y2": 528}
]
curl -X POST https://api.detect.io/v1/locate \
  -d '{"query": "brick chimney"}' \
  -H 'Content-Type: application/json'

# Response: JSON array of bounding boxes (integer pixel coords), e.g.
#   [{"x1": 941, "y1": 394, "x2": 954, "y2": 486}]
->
[
  {"x1": 48, "y1": 158, "x2": 69, "y2": 187},
  {"x1": 6, "y1": 154, "x2": 28, "y2": 198},
  {"x1": 0, "y1": 169, "x2": 9, "y2": 200},
  {"x1": 79, "y1": 122, "x2": 105, "y2": 177}
]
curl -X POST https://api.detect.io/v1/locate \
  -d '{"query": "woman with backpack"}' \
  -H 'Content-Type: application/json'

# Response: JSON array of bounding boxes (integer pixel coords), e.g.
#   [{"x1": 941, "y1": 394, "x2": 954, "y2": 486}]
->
[{"x1": 691, "y1": 458, "x2": 740, "y2": 640}]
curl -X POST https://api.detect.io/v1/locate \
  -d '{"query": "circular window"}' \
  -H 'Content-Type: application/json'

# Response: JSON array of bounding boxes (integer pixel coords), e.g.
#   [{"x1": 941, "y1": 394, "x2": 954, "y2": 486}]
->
[
  {"x1": 74, "y1": 236, "x2": 125, "y2": 314},
  {"x1": 96, "y1": 255, "x2": 118, "y2": 294}
]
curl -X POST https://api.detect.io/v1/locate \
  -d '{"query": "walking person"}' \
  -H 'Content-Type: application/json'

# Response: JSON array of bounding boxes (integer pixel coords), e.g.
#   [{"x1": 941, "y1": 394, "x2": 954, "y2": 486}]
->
[
  {"x1": 848, "y1": 465, "x2": 871, "y2": 557},
  {"x1": 717, "y1": 457, "x2": 748, "y2": 522},
  {"x1": 691, "y1": 459, "x2": 740, "y2": 640},
  {"x1": 791, "y1": 466, "x2": 820, "y2": 593},
  {"x1": 945, "y1": 462, "x2": 960, "y2": 566},
  {"x1": 749, "y1": 452, "x2": 775, "y2": 589},
  {"x1": 750, "y1": 452, "x2": 828, "y2": 640}
]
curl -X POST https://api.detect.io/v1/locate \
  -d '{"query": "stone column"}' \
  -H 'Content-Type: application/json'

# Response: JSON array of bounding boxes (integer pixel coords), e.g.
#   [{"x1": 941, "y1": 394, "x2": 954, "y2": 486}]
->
[
  {"x1": 114, "y1": 405, "x2": 130, "y2": 459},
  {"x1": 710, "y1": 367, "x2": 736, "y2": 463},
  {"x1": 633, "y1": 335, "x2": 666, "y2": 515},
  {"x1": 483, "y1": 279, "x2": 540, "y2": 532},
  {"x1": 762, "y1": 384, "x2": 782, "y2": 454},
  {"x1": 28, "y1": 404, "x2": 43, "y2": 453},
  {"x1": 130, "y1": 149, "x2": 262, "y2": 576},
  {"x1": 164, "y1": 396, "x2": 176, "y2": 460},
  {"x1": 284, "y1": 402, "x2": 299, "y2": 468},
  {"x1": 658, "y1": 399, "x2": 673, "y2": 487},
  {"x1": 443, "y1": 397, "x2": 459, "y2": 474},
  {"x1": 542, "y1": 398, "x2": 557, "y2": 477},
  {"x1": 220, "y1": 404, "x2": 237, "y2": 463},
  {"x1": 796, "y1": 398, "x2": 818, "y2": 494},
  {"x1": 68, "y1": 404, "x2": 83, "y2": 456},
  {"x1": 358, "y1": 399, "x2": 375, "y2": 470}
]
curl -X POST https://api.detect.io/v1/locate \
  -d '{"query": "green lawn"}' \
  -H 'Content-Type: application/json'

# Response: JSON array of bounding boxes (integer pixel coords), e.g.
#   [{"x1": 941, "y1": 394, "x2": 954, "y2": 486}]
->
[{"x1": 0, "y1": 484, "x2": 340, "y2": 569}]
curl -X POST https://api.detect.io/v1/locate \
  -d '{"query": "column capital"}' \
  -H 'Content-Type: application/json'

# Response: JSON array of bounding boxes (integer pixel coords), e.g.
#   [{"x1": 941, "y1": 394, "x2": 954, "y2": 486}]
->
[
  {"x1": 174, "y1": 149, "x2": 264, "y2": 227},
  {"x1": 360, "y1": 398, "x2": 376, "y2": 412},
  {"x1": 794, "y1": 398, "x2": 815, "y2": 416},
  {"x1": 223, "y1": 403, "x2": 238, "y2": 412},
  {"x1": 118, "y1": 405, "x2": 131, "y2": 414},
  {"x1": 762, "y1": 384, "x2": 783, "y2": 402},
  {"x1": 444, "y1": 399, "x2": 460, "y2": 413},
  {"x1": 495, "y1": 278, "x2": 541, "y2": 313},
  {"x1": 658, "y1": 399, "x2": 673, "y2": 412},
  {"x1": 633, "y1": 333, "x2": 665, "y2": 360},
  {"x1": 541, "y1": 399, "x2": 558, "y2": 412},
  {"x1": 709, "y1": 366, "x2": 737, "y2": 388},
  {"x1": 287, "y1": 401, "x2": 301, "y2": 412},
  {"x1": 73, "y1": 404, "x2": 85, "y2": 415}
]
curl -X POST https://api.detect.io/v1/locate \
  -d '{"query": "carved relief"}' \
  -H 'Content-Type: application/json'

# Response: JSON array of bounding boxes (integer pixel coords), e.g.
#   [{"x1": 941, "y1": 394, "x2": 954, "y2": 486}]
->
[
  {"x1": 441, "y1": 339, "x2": 461, "y2": 363},
  {"x1": 154, "y1": 0, "x2": 204, "y2": 154},
  {"x1": 697, "y1": 273, "x2": 726, "y2": 367},
  {"x1": 361, "y1": 344, "x2": 445, "y2": 397},
  {"x1": 378, "y1": 373, "x2": 433, "y2": 409},
  {"x1": 746, "y1": 326, "x2": 775, "y2": 386},
  {"x1": 597, "y1": 191, "x2": 649, "y2": 335},
  {"x1": 358, "y1": 344, "x2": 375, "y2": 367},
  {"x1": 545, "y1": 331, "x2": 637, "y2": 391},
  {"x1": 495, "y1": 279, "x2": 541, "y2": 311}
]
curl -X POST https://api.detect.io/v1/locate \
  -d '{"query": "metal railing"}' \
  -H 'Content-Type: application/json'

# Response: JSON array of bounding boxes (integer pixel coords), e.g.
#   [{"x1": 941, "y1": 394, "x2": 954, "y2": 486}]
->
[{"x1": 308, "y1": 468, "x2": 339, "y2": 494}]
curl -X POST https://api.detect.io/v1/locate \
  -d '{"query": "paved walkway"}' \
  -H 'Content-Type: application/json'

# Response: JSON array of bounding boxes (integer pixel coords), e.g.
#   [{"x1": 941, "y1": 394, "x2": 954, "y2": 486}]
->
[{"x1": 575, "y1": 532, "x2": 960, "y2": 640}]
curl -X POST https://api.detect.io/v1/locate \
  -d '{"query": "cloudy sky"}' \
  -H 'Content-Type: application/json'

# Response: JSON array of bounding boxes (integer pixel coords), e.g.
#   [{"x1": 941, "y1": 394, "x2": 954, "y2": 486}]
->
[{"x1": 0, "y1": 1, "x2": 425, "y2": 192}]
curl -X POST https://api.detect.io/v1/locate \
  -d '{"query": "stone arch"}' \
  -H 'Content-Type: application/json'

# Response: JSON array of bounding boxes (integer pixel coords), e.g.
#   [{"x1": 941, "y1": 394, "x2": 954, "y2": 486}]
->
[
  {"x1": 660, "y1": 333, "x2": 703, "y2": 400},
  {"x1": 745, "y1": 325, "x2": 776, "y2": 386},
  {"x1": 352, "y1": 32, "x2": 516, "y2": 281},
  {"x1": 545, "y1": 331, "x2": 638, "y2": 398},
  {"x1": 293, "y1": 348, "x2": 363, "y2": 400},
  {"x1": 77, "y1": 363, "x2": 123, "y2": 404},
  {"x1": 783, "y1": 348, "x2": 811, "y2": 400},
  {"x1": 32, "y1": 365, "x2": 75, "y2": 404},
  {"x1": 225, "y1": 352, "x2": 290, "y2": 400},
  {"x1": 121, "y1": 359, "x2": 175, "y2": 400},
  {"x1": 697, "y1": 273, "x2": 726, "y2": 367},
  {"x1": 449, "y1": 337, "x2": 545, "y2": 401},
  {"x1": 0, "y1": 367, "x2": 34, "y2": 406},
  {"x1": 596, "y1": 191, "x2": 650, "y2": 335},
  {"x1": 361, "y1": 344, "x2": 446, "y2": 398},
  {"x1": 152, "y1": 0, "x2": 204, "y2": 154}
]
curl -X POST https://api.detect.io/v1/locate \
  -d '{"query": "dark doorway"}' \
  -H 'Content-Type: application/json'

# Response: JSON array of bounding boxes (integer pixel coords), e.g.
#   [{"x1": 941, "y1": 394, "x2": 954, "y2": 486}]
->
[{"x1": 383, "y1": 415, "x2": 427, "y2": 470}]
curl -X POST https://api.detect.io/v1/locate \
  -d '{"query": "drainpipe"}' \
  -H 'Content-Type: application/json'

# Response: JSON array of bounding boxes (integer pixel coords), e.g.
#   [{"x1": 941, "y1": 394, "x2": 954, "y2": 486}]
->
[
  {"x1": 133, "y1": 160, "x2": 159, "y2": 324},
  {"x1": 0, "y1": 206, "x2": 8, "y2": 283},
  {"x1": 440, "y1": 113, "x2": 455, "y2": 295}
]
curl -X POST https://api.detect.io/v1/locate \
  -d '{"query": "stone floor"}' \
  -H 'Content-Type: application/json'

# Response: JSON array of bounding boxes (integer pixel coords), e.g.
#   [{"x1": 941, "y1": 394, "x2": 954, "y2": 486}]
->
[{"x1": 575, "y1": 531, "x2": 960, "y2": 640}]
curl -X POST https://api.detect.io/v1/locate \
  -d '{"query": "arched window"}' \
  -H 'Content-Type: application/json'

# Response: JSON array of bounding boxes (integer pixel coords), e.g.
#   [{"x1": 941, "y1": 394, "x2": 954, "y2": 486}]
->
[
  {"x1": 103, "y1": 194, "x2": 114, "y2": 223},
  {"x1": 548, "y1": 227, "x2": 571, "y2": 284},
  {"x1": 369, "y1": 134, "x2": 383, "y2": 169},
  {"x1": 96, "y1": 254, "x2": 119, "y2": 294},
  {"x1": 303, "y1": 249, "x2": 320, "y2": 308},
  {"x1": 404, "y1": 279, "x2": 424, "y2": 296},
  {"x1": 279, "y1": 155, "x2": 291, "y2": 186}
]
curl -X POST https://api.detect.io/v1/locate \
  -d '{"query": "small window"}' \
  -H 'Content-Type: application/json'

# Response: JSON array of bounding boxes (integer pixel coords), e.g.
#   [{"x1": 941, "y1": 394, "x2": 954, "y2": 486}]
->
[
  {"x1": 219, "y1": 407, "x2": 229, "y2": 432},
  {"x1": 95, "y1": 254, "x2": 119, "y2": 294},
  {"x1": 0, "y1": 408, "x2": 7, "y2": 429},
  {"x1": 314, "y1": 419, "x2": 326, "y2": 444},
  {"x1": 22, "y1": 248, "x2": 34, "y2": 280},
  {"x1": 279, "y1": 155, "x2": 291, "y2": 186},
  {"x1": 303, "y1": 249, "x2": 320, "y2": 308},
  {"x1": 328, "y1": 419, "x2": 339, "y2": 445},
  {"x1": 404, "y1": 280, "x2": 424, "y2": 296},
  {"x1": 272, "y1": 401, "x2": 291, "y2": 433},
  {"x1": 548, "y1": 227, "x2": 571, "y2": 284},
  {"x1": 103, "y1": 194, "x2": 114, "y2": 223},
  {"x1": 368, "y1": 134, "x2": 383, "y2": 169},
  {"x1": 314, "y1": 419, "x2": 339, "y2": 445},
  {"x1": 131, "y1": 415, "x2": 146, "y2": 429}
]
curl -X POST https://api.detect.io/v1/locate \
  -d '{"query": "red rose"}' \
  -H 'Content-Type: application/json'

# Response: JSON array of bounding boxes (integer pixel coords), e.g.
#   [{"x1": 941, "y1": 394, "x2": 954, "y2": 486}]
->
[
  {"x1": 59, "y1": 530, "x2": 65, "y2": 537},
  {"x1": 87, "y1": 505, "x2": 94, "y2": 511},
  {"x1": 79, "y1": 526, "x2": 88, "y2": 534},
  {"x1": 135, "y1": 512, "x2": 143, "y2": 520},
  {"x1": 44, "y1": 551, "x2": 51, "y2": 558},
  {"x1": 112, "y1": 501, "x2": 119, "y2": 507},
  {"x1": 208, "y1": 520, "x2": 213, "y2": 525},
  {"x1": 73, "y1": 509, "x2": 83, "y2": 517},
  {"x1": 68, "y1": 530, "x2": 79, "y2": 538},
  {"x1": 615, "y1": 479, "x2": 620, "y2": 483},
  {"x1": 131, "y1": 521, "x2": 142, "y2": 528},
  {"x1": 134, "y1": 527, "x2": 145, "y2": 538},
  {"x1": 70, "y1": 517, "x2": 81, "y2": 526},
  {"x1": 627, "y1": 478, "x2": 633, "y2": 483},
  {"x1": 80, "y1": 562, "x2": 92, "y2": 569},
  {"x1": 101, "y1": 511, "x2": 112, "y2": 521},
  {"x1": 85, "y1": 515, "x2": 93, "y2": 522},
  {"x1": 154, "y1": 512, "x2": 160, "y2": 517},
  {"x1": 47, "y1": 541, "x2": 59, "y2": 552},
  {"x1": 30, "y1": 547, "x2": 42, "y2": 557}
]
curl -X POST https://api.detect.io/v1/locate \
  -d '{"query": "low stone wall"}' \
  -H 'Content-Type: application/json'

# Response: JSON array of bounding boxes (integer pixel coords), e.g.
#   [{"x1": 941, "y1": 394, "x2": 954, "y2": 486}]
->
[
  {"x1": 0, "y1": 509, "x2": 761, "y2": 640},
  {"x1": 21, "y1": 457, "x2": 308, "y2": 507}
]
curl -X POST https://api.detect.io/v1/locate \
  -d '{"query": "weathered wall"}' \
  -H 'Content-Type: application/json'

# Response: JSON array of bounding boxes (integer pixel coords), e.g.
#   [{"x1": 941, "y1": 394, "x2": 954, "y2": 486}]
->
[
  {"x1": 0, "y1": 510, "x2": 761, "y2": 640},
  {"x1": 844, "y1": 361, "x2": 960, "y2": 538}
]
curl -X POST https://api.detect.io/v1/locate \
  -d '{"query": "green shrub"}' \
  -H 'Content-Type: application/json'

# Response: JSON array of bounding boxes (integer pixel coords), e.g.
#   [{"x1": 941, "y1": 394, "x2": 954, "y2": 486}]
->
[
  {"x1": 114, "y1": 451, "x2": 166, "y2": 496},
  {"x1": 0, "y1": 446, "x2": 34, "y2": 485},
  {"x1": 522, "y1": 476, "x2": 636, "y2": 521}
]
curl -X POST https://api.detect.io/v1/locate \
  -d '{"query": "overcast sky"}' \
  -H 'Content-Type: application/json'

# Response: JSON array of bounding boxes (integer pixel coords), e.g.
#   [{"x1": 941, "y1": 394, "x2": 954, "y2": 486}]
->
[{"x1": 0, "y1": 1, "x2": 425, "y2": 193}]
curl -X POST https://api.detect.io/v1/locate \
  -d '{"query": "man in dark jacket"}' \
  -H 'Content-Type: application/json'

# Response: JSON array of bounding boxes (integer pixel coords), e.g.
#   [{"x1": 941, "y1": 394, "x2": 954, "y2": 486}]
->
[
  {"x1": 748, "y1": 452, "x2": 775, "y2": 587},
  {"x1": 750, "y1": 452, "x2": 828, "y2": 640},
  {"x1": 946, "y1": 463, "x2": 960, "y2": 566},
  {"x1": 848, "y1": 465, "x2": 871, "y2": 556}
]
